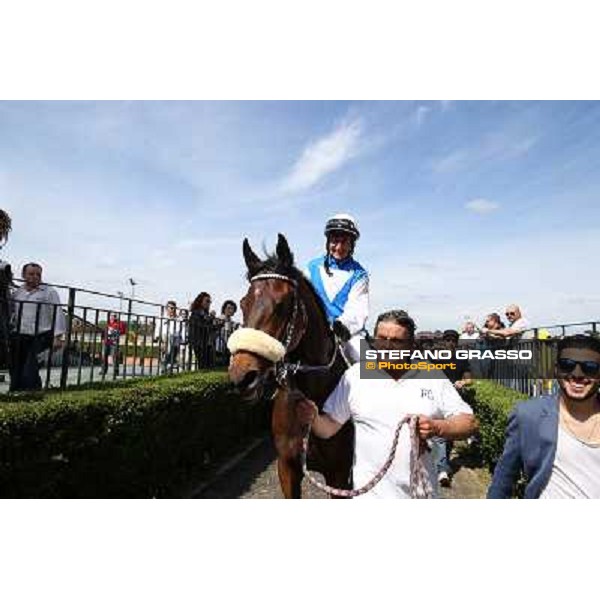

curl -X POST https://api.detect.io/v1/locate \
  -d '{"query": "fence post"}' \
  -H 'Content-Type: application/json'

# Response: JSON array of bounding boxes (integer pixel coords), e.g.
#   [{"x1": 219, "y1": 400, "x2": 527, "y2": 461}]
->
[{"x1": 59, "y1": 287, "x2": 76, "y2": 390}]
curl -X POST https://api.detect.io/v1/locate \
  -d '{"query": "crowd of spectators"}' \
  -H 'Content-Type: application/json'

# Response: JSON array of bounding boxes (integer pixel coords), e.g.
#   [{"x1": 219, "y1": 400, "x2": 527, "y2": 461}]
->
[
  {"x1": 0, "y1": 206, "x2": 241, "y2": 391},
  {"x1": 411, "y1": 304, "x2": 535, "y2": 487}
]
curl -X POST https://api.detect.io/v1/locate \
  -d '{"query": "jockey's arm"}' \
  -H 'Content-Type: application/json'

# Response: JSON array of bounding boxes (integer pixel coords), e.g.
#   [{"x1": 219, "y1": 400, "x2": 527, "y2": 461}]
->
[{"x1": 337, "y1": 275, "x2": 369, "y2": 336}]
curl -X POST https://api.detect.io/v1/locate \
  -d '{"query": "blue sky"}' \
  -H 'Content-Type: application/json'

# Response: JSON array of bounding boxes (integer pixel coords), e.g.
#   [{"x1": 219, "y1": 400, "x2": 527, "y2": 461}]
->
[{"x1": 1, "y1": 100, "x2": 599, "y2": 330}]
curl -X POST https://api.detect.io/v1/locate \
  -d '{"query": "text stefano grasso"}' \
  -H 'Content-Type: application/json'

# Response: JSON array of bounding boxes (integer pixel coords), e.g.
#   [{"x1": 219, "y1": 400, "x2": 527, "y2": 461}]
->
[{"x1": 363, "y1": 349, "x2": 533, "y2": 361}]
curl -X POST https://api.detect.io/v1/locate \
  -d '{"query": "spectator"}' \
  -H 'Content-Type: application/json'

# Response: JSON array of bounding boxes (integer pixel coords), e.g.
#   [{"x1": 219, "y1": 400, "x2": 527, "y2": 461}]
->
[
  {"x1": 432, "y1": 329, "x2": 474, "y2": 487},
  {"x1": 215, "y1": 299, "x2": 239, "y2": 362},
  {"x1": 101, "y1": 312, "x2": 126, "y2": 376},
  {"x1": 482, "y1": 304, "x2": 532, "y2": 340},
  {"x1": 460, "y1": 321, "x2": 480, "y2": 341},
  {"x1": 189, "y1": 292, "x2": 218, "y2": 368},
  {"x1": 9, "y1": 262, "x2": 66, "y2": 391},
  {"x1": 154, "y1": 300, "x2": 181, "y2": 372},
  {"x1": 488, "y1": 335, "x2": 600, "y2": 498},
  {"x1": 479, "y1": 312, "x2": 506, "y2": 378},
  {"x1": 178, "y1": 308, "x2": 190, "y2": 367},
  {"x1": 0, "y1": 209, "x2": 13, "y2": 373},
  {"x1": 296, "y1": 310, "x2": 477, "y2": 499},
  {"x1": 482, "y1": 312, "x2": 505, "y2": 333}
]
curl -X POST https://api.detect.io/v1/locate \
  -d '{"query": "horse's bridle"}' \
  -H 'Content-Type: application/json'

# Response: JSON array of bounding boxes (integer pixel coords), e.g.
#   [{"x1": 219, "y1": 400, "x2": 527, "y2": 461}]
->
[{"x1": 248, "y1": 272, "x2": 339, "y2": 387}]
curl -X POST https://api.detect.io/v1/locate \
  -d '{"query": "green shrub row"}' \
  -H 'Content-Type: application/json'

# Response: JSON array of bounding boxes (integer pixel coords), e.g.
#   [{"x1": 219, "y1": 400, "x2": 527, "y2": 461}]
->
[
  {"x1": 467, "y1": 380, "x2": 528, "y2": 469},
  {"x1": 0, "y1": 371, "x2": 270, "y2": 498}
]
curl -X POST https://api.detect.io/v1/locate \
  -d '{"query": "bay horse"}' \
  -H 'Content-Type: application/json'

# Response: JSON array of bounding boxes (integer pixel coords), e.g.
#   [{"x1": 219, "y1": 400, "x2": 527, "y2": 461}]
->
[{"x1": 228, "y1": 234, "x2": 354, "y2": 498}]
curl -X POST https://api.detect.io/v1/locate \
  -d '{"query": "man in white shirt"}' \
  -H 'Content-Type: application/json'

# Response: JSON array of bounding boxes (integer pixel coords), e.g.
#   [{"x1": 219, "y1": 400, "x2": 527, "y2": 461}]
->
[
  {"x1": 460, "y1": 321, "x2": 480, "y2": 340},
  {"x1": 10, "y1": 262, "x2": 66, "y2": 391},
  {"x1": 296, "y1": 310, "x2": 477, "y2": 498},
  {"x1": 482, "y1": 304, "x2": 533, "y2": 340},
  {"x1": 154, "y1": 300, "x2": 182, "y2": 372}
]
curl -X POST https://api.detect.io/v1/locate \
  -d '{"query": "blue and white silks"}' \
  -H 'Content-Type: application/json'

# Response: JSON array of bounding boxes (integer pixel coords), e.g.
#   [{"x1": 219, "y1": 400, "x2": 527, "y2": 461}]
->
[{"x1": 306, "y1": 255, "x2": 370, "y2": 337}]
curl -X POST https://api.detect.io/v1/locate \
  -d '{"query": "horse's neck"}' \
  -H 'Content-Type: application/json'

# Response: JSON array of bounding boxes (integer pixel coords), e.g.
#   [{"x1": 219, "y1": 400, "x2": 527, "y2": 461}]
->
[
  {"x1": 290, "y1": 282, "x2": 345, "y2": 404},
  {"x1": 296, "y1": 281, "x2": 333, "y2": 364}
]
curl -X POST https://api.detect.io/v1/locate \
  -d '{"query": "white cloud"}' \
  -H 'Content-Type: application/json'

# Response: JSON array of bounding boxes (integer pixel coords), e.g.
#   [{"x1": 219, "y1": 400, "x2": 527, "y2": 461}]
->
[
  {"x1": 432, "y1": 150, "x2": 469, "y2": 173},
  {"x1": 433, "y1": 134, "x2": 538, "y2": 174},
  {"x1": 415, "y1": 105, "x2": 431, "y2": 126},
  {"x1": 465, "y1": 198, "x2": 500, "y2": 214},
  {"x1": 280, "y1": 119, "x2": 363, "y2": 194}
]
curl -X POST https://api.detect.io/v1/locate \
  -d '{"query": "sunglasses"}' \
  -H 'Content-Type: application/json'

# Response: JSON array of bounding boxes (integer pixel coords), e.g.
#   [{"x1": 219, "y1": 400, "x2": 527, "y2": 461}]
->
[
  {"x1": 557, "y1": 358, "x2": 600, "y2": 377},
  {"x1": 505, "y1": 312, "x2": 516, "y2": 317}
]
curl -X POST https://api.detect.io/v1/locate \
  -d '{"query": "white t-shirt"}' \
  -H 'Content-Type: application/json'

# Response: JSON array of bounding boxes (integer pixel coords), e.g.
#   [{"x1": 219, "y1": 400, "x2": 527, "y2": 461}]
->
[
  {"x1": 154, "y1": 318, "x2": 182, "y2": 342},
  {"x1": 11, "y1": 284, "x2": 66, "y2": 336},
  {"x1": 460, "y1": 332, "x2": 480, "y2": 340},
  {"x1": 540, "y1": 425, "x2": 600, "y2": 499},
  {"x1": 509, "y1": 317, "x2": 533, "y2": 339},
  {"x1": 323, "y1": 364, "x2": 473, "y2": 499}
]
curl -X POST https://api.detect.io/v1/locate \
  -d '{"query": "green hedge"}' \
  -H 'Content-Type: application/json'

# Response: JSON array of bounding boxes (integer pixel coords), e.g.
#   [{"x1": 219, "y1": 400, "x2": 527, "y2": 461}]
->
[
  {"x1": 0, "y1": 371, "x2": 270, "y2": 498},
  {"x1": 468, "y1": 380, "x2": 528, "y2": 469}
]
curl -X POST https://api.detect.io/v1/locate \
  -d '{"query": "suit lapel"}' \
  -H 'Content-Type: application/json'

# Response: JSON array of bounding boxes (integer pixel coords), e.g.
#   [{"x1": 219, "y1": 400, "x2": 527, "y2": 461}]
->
[{"x1": 538, "y1": 395, "x2": 559, "y2": 467}]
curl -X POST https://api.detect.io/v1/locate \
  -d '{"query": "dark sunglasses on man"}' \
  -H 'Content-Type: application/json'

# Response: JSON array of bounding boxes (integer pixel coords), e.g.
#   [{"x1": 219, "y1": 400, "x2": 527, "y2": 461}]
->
[{"x1": 557, "y1": 357, "x2": 600, "y2": 378}]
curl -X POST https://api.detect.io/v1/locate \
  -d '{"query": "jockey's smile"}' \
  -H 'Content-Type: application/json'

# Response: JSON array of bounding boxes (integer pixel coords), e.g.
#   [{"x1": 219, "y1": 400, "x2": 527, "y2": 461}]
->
[{"x1": 328, "y1": 234, "x2": 353, "y2": 261}]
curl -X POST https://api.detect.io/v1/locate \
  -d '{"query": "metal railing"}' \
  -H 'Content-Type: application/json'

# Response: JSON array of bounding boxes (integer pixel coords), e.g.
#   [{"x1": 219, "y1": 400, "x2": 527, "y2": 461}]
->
[{"x1": 0, "y1": 281, "x2": 239, "y2": 394}]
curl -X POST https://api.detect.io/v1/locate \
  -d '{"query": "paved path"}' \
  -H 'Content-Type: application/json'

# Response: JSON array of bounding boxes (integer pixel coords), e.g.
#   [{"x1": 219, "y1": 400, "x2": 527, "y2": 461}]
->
[{"x1": 193, "y1": 437, "x2": 490, "y2": 499}]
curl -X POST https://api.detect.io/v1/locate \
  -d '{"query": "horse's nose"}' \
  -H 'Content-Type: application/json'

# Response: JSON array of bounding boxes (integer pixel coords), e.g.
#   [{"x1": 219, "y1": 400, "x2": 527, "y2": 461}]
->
[{"x1": 234, "y1": 370, "x2": 260, "y2": 394}]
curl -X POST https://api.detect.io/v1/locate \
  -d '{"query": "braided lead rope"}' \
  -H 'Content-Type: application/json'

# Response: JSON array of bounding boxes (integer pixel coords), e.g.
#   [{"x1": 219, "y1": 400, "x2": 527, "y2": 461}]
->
[{"x1": 301, "y1": 415, "x2": 434, "y2": 499}]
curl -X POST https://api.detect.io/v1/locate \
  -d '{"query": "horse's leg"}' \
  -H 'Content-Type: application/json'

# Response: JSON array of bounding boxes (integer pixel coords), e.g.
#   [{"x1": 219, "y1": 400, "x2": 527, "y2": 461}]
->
[
  {"x1": 276, "y1": 456, "x2": 302, "y2": 499},
  {"x1": 322, "y1": 421, "x2": 355, "y2": 499},
  {"x1": 272, "y1": 388, "x2": 304, "y2": 499}
]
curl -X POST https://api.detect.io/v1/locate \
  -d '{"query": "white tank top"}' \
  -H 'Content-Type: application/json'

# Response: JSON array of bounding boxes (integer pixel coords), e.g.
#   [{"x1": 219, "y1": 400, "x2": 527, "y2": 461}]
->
[{"x1": 540, "y1": 424, "x2": 600, "y2": 499}]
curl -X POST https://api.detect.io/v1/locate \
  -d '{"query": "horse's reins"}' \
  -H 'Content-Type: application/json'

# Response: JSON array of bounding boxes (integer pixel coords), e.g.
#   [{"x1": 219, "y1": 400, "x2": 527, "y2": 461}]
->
[{"x1": 244, "y1": 272, "x2": 434, "y2": 499}]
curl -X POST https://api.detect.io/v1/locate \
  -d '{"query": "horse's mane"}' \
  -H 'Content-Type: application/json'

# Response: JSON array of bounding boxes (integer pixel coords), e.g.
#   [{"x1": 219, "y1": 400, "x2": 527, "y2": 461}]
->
[{"x1": 246, "y1": 252, "x2": 330, "y2": 328}]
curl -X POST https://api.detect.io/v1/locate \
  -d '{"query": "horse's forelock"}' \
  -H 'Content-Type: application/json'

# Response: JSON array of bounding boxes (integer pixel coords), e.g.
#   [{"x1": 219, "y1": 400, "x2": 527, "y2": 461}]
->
[{"x1": 245, "y1": 251, "x2": 298, "y2": 282}]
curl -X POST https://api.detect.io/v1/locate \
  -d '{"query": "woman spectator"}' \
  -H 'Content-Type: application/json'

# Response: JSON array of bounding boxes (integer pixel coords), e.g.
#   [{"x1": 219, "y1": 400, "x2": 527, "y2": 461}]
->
[
  {"x1": 215, "y1": 299, "x2": 239, "y2": 364},
  {"x1": 480, "y1": 312, "x2": 506, "y2": 378},
  {"x1": 188, "y1": 292, "x2": 219, "y2": 368},
  {"x1": 483, "y1": 313, "x2": 505, "y2": 333}
]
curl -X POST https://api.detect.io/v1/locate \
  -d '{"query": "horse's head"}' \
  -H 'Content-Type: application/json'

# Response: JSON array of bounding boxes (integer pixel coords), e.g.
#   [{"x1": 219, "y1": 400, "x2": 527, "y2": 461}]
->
[{"x1": 228, "y1": 234, "x2": 306, "y2": 398}]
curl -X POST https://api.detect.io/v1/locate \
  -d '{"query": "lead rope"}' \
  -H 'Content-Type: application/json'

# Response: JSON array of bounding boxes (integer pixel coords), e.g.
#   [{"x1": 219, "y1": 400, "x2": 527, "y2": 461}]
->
[{"x1": 301, "y1": 415, "x2": 434, "y2": 498}]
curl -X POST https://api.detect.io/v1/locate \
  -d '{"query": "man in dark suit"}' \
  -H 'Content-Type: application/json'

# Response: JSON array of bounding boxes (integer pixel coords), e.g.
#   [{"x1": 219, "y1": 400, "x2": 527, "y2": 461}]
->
[{"x1": 488, "y1": 335, "x2": 600, "y2": 499}]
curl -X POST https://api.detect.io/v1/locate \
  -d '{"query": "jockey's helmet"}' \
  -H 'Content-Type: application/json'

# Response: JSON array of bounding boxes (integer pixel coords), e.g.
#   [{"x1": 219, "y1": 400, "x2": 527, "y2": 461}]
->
[{"x1": 324, "y1": 213, "x2": 360, "y2": 241}]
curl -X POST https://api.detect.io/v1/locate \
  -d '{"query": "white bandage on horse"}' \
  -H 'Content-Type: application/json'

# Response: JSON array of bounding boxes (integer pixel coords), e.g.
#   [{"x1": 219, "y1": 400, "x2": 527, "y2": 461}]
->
[{"x1": 227, "y1": 328, "x2": 286, "y2": 363}]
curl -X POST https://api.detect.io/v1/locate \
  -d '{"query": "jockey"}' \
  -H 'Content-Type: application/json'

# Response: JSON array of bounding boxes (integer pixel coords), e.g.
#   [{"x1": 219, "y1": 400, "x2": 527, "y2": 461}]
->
[{"x1": 306, "y1": 213, "x2": 369, "y2": 363}]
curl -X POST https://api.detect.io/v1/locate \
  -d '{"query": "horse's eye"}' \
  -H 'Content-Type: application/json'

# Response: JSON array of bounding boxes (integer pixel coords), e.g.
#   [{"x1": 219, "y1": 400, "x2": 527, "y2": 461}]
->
[{"x1": 274, "y1": 298, "x2": 288, "y2": 316}]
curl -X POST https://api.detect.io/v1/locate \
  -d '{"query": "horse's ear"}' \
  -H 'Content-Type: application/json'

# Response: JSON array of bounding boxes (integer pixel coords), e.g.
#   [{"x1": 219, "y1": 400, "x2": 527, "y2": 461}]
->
[
  {"x1": 243, "y1": 238, "x2": 262, "y2": 275},
  {"x1": 276, "y1": 233, "x2": 294, "y2": 269}
]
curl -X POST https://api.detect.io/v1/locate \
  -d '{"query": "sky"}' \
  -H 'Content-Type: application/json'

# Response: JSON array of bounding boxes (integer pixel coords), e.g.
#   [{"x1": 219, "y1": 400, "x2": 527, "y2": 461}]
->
[{"x1": 1, "y1": 100, "x2": 599, "y2": 331}]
